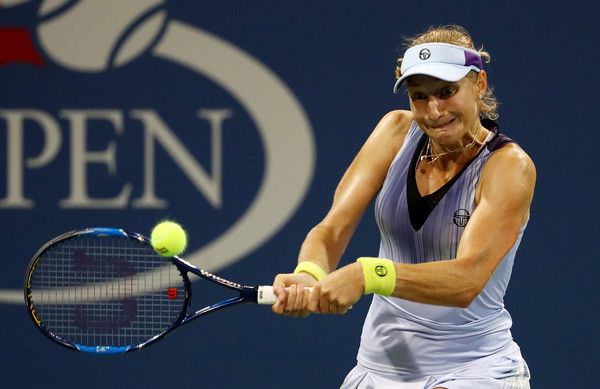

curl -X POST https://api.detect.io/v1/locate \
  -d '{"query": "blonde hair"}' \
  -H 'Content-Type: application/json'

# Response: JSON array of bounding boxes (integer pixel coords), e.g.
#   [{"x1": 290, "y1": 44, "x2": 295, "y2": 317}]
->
[{"x1": 396, "y1": 25, "x2": 499, "y2": 120}]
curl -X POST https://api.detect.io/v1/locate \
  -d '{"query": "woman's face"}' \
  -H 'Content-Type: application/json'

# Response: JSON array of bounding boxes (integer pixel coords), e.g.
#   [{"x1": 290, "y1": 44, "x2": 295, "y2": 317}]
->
[{"x1": 406, "y1": 72, "x2": 485, "y2": 147}]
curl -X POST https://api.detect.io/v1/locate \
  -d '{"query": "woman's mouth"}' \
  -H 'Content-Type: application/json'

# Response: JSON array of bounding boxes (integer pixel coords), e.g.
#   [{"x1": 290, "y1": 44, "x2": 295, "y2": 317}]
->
[{"x1": 431, "y1": 117, "x2": 456, "y2": 129}]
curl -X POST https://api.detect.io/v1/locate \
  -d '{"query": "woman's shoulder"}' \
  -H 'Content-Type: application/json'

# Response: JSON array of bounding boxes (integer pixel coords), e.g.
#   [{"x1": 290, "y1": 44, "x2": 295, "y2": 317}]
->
[
  {"x1": 483, "y1": 141, "x2": 536, "y2": 190},
  {"x1": 352, "y1": 110, "x2": 415, "y2": 175},
  {"x1": 378, "y1": 110, "x2": 414, "y2": 131},
  {"x1": 488, "y1": 141, "x2": 535, "y2": 170},
  {"x1": 370, "y1": 110, "x2": 415, "y2": 145}
]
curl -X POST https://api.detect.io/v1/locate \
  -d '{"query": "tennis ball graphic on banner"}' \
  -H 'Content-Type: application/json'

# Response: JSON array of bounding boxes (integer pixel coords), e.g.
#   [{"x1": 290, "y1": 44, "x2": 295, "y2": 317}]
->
[{"x1": 37, "y1": 0, "x2": 167, "y2": 72}]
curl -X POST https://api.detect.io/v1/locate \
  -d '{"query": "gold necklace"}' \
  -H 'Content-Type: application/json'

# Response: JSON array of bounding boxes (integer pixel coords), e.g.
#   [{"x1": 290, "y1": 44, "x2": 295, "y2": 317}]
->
[{"x1": 420, "y1": 126, "x2": 484, "y2": 164}]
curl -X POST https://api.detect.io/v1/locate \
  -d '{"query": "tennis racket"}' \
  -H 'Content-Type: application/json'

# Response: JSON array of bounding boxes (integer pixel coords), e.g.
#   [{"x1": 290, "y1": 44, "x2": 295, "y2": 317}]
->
[{"x1": 24, "y1": 227, "x2": 281, "y2": 354}]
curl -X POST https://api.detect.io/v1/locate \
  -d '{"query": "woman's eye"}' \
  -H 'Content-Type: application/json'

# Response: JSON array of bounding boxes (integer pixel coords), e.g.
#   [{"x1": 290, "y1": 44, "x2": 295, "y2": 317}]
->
[
  {"x1": 439, "y1": 87, "x2": 456, "y2": 98},
  {"x1": 411, "y1": 92, "x2": 427, "y2": 100}
]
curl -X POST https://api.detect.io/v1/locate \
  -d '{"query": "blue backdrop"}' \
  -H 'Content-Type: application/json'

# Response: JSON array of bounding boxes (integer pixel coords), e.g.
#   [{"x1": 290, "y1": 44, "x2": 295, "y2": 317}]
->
[{"x1": 1, "y1": 0, "x2": 597, "y2": 387}]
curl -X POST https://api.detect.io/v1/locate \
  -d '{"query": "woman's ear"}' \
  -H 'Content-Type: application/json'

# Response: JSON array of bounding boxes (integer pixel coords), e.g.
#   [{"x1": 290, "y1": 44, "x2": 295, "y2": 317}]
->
[{"x1": 477, "y1": 70, "x2": 488, "y2": 97}]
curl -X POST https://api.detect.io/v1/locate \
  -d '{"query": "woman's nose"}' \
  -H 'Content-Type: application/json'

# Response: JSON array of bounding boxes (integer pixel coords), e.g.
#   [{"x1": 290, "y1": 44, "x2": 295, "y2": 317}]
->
[{"x1": 426, "y1": 96, "x2": 443, "y2": 121}]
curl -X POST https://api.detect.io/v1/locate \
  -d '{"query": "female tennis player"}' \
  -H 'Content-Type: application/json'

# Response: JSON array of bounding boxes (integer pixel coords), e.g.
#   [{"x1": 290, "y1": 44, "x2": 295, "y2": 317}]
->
[{"x1": 272, "y1": 25, "x2": 535, "y2": 388}]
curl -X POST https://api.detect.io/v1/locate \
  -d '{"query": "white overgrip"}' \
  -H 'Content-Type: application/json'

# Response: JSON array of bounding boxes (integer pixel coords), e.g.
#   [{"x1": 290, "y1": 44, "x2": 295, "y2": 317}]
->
[
  {"x1": 256, "y1": 285, "x2": 315, "y2": 305},
  {"x1": 257, "y1": 285, "x2": 278, "y2": 305},
  {"x1": 256, "y1": 285, "x2": 351, "y2": 310}
]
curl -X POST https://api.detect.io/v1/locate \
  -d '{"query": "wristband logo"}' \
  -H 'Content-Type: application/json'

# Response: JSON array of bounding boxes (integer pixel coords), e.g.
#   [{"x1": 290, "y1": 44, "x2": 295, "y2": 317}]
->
[{"x1": 375, "y1": 265, "x2": 388, "y2": 277}]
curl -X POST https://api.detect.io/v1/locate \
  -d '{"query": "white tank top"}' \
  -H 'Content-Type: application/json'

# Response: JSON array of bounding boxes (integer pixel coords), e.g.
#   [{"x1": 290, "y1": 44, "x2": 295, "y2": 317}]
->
[{"x1": 356, "y1": 121, "x2": 525, "y2": 377}]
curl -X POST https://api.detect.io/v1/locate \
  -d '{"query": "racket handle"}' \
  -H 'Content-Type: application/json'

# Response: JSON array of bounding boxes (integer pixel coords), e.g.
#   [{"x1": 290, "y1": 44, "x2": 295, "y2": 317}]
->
[
  {"x1": 257, "y1": 285, "x2": 313, "y2": 305},
  {"x1": 257, "y1": 286, "x2": 353, "y2": 310}
]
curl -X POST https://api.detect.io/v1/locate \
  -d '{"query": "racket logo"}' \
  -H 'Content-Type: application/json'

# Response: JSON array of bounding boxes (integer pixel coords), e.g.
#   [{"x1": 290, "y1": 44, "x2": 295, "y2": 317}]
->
[
  {"x1": 74, "y1": 250, "x2": 137, "y2": 277},
  {"x1": 167, "y1": 288, "x2": 178, "y2": 299},
  {"x1": 75, "y1": 299, "x2": 137, "y2": 331}
]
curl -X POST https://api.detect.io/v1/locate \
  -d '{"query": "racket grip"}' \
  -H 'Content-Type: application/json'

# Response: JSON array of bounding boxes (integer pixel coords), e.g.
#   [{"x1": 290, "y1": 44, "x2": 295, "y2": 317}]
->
[
  {"x1": 257, "y1": 286, "x2": 353, "y2": 310},
  {"x1": 257, "y1": 286, "x2": 277, "y2": 304},
  {"x1": 256, "y1": 285, "x2": 313, "y2": 305}
]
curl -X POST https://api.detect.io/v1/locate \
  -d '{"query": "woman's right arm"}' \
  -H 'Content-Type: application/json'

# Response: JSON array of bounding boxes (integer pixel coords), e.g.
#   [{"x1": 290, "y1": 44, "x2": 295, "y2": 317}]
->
[{"x1": 272, "y1": 110, "x2": 413, "y2": 316}]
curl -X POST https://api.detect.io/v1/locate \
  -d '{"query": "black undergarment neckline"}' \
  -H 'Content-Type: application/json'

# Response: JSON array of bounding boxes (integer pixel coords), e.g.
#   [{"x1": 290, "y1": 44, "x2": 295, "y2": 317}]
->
[{"x1": 406, "y1": 119, "x2": 508, "y2": 231}]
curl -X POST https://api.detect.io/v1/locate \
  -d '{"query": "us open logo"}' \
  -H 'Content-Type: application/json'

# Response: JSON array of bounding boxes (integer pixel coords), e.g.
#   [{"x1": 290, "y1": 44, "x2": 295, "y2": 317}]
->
[{"x1": 0, "y1": 0, "x2": 315, "y2": 304}]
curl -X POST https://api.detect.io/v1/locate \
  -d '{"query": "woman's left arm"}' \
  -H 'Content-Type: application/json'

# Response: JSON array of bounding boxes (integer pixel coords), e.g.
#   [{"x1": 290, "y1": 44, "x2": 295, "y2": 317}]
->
[{"x1": 308, "y1": 144, "x2": 536, "y2": 312}]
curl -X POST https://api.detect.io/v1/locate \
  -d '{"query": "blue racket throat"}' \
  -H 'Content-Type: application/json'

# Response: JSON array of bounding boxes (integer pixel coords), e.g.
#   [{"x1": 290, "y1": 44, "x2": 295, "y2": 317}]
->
[
  {"x1": 80, "y1": 228, "x2": 129, "y2": 237},
  {"x1": 24, "y1": 228, "x2": 278, "y2": 354},
  {"x1": 77, "y1": 345, "x2": 133, "y2": 354}
]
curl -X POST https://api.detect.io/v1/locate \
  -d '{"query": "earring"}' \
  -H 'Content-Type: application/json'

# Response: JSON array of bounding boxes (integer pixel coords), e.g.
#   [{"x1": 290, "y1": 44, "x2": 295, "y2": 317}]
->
[{"x1": 478, "y1": 95, "x2": 483, "y2": 99}]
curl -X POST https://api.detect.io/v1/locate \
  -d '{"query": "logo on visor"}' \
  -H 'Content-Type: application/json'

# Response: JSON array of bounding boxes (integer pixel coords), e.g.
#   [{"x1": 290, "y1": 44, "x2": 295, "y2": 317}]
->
[{"x1": 419, "y1": 48, "x2": 431, "y2": 60}]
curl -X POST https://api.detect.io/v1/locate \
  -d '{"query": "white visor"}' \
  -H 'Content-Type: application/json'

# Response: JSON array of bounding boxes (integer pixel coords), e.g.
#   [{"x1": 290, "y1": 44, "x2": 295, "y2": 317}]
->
[{"x1": 393, "y1": 43, "x2": 482, "y2": 93}]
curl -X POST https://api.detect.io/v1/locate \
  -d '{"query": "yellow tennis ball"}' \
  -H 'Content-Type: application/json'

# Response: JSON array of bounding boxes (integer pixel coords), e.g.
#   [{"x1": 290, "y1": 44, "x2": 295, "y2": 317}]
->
[{"x1": 151, "y1": 221, "x2": 187, "y2": 257}]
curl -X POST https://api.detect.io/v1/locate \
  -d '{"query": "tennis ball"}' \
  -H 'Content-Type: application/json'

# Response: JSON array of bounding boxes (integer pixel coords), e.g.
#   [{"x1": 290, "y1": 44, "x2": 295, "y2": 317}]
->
[{"x1": 151, "y1": 221, "x2": 187, "y2": 257}]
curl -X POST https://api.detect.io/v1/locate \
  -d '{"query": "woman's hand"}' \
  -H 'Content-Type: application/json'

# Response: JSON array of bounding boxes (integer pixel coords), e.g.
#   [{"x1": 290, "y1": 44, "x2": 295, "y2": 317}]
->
[
  {"x1": 271, "y1": 272, "x2": 318, "y2": 317},
  {"x1": 307, "y1": 262, "x2": 365, "y2": 315}
]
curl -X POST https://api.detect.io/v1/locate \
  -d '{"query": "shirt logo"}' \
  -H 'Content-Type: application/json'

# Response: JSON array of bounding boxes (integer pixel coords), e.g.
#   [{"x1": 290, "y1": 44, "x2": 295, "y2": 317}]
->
[{"x1": 453, "y1": 209, "x2": 470, "y2": 227}]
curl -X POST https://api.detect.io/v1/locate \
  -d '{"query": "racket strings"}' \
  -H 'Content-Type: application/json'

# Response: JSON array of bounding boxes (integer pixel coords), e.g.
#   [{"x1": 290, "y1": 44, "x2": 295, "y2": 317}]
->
[{"x1": 29, "y1": 235, "x2": 186, "y2": 348}]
